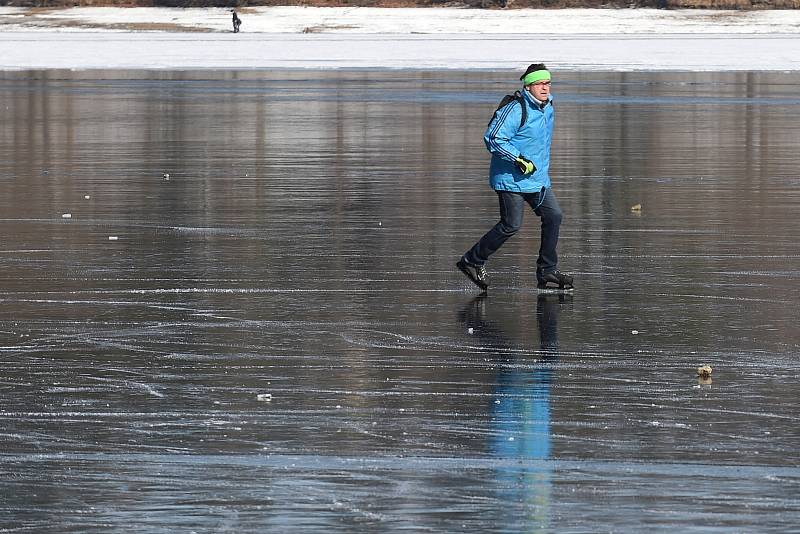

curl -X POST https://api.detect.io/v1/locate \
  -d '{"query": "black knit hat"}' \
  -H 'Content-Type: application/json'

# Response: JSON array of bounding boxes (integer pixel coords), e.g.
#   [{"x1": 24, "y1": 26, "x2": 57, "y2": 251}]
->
[{"x1": 520, "y1": 63, "x2": 548, "y2": 81}]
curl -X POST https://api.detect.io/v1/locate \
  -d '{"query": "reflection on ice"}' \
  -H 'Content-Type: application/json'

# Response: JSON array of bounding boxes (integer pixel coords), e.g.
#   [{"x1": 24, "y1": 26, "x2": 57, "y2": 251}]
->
[{"x1": 460, "y1": 294, "x2": 567, "y2": 531}]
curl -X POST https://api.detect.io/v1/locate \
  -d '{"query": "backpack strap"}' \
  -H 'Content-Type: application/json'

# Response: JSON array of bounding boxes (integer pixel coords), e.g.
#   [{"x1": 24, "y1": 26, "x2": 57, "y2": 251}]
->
[
  {"x1": 513, "y1": 91, "x2": 527, "y2": 129},
  {"x1": 488, "y1": 91, "x2": 528, "y2": 129}
]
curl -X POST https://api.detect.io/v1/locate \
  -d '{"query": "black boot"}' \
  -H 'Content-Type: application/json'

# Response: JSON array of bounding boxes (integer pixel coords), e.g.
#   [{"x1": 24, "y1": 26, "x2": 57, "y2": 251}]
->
[
  {"x1": 456, "y1": 258, "x2": 488, "y2": 291},
  {"x1": 537, "y1": 270, "x2": 573, "y2": 290}
]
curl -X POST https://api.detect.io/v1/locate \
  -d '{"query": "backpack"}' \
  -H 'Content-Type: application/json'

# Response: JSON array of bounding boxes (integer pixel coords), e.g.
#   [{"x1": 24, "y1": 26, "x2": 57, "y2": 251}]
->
[{"x1": 487, "y1": 90, "x2": 527, "y2": 129}]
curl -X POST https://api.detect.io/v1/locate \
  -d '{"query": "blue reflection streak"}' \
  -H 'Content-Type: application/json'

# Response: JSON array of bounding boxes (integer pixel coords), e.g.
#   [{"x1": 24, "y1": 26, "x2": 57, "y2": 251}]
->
[{"x1": 459, "y1": 293, "x2": 568, "y2": 532}]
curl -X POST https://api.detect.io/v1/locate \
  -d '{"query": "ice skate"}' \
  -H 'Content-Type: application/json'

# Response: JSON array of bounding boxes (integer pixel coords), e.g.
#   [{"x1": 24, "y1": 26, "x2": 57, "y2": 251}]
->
[
  {"x1": 456, "y1": 258, "x2": 488, "y2": 291},
  {"x1": 537, "y1": 270, "x2": 574, "y2": 290}
]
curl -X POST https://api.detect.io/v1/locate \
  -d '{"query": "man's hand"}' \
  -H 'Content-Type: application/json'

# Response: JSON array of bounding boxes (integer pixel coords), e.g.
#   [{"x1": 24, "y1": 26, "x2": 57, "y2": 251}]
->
[{"x1": 515, "y1": 156, "x2": 536, "y2": 175}]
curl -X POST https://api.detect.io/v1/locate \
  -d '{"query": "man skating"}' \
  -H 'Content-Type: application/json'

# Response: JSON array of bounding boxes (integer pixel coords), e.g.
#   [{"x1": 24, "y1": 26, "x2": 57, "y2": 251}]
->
[{"x1": 457, "y1": 63, "x2": 573, "y2": 292}]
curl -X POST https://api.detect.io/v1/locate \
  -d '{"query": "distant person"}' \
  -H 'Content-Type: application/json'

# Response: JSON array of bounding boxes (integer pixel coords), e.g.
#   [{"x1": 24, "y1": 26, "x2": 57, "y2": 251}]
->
[
  {"x1": 231, "y1": 10, "x2": 242, "y2": 33},
  {"x1": 457, "y1": 63, "x2": 573, "y2": 292}
]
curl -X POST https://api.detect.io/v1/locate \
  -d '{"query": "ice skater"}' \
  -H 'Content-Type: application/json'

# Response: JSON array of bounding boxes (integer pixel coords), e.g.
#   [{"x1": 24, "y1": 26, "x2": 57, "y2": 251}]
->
[
  {"x1": 457, "y1": 63, "x2": 573, "y2": 292},
  {"x1": 231, "y1": 10, "x2": 242, "y2": 33}
]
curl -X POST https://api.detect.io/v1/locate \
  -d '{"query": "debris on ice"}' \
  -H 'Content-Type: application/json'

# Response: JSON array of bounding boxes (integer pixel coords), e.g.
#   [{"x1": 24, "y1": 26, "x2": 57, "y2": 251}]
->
[
  {"x1": 697, "y1": 364, "x2": 713, "y2": 385},
  {"x1": 697, "y1": 364, "x2": 712, "y2": 379}
]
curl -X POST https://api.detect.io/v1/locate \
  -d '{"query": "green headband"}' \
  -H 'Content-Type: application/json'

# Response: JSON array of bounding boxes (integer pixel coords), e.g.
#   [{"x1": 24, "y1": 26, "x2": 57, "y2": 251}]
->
[{"x1": 522, "y1": 70, "x2": 551, "y2": 85}]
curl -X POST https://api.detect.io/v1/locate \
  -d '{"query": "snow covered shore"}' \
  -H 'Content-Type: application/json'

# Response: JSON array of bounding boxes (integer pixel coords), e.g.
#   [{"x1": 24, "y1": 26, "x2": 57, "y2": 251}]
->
[{"x1": 1, "y1": 6, "x2": 799, "y2": 70}]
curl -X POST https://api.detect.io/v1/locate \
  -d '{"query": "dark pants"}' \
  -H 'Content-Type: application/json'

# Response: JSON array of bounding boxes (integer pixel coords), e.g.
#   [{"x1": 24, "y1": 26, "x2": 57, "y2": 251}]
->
[{"x1": 464, "y1": 188, "x2": 563, "y2": 279}]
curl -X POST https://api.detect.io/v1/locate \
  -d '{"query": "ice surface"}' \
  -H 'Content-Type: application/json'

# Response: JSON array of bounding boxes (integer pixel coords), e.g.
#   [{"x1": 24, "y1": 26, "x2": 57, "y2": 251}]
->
[{"x1": 1, "y1": 70, "x2": 799, "y2": 531}]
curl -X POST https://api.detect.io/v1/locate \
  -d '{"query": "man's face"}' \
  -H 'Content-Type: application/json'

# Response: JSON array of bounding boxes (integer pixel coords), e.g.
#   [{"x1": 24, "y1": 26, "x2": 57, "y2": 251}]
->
[{"x1": 527, "y1": 80, "x2": 551, "y2": 101}]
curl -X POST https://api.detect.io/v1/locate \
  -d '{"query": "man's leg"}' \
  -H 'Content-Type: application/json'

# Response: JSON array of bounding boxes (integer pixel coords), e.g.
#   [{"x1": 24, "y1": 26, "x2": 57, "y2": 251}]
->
[
  {"x1": 531, "y1": 188, "x2": 562, "y2": 275},
  {"x1": 532, "y1": 189, "x2": 573, "y2": 288},
  {"x1": 457, "y1": 191, "x2": 524, "y2": 290},
  {"x1": 464, "y1": 190, "x2": 525, "y2": 266}
]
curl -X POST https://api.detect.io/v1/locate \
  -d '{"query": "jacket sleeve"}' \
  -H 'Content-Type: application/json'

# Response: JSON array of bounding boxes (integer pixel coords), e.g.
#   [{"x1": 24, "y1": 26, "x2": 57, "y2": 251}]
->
[{"x1": 484, "y1": 101, "x2": 522, "y2": 162}]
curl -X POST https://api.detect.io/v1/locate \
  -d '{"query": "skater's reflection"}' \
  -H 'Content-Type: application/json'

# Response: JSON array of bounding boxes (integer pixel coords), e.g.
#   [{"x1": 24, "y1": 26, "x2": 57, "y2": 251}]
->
[{"x1": 458, "y1": 293, "x2": 569, "y2": 531}]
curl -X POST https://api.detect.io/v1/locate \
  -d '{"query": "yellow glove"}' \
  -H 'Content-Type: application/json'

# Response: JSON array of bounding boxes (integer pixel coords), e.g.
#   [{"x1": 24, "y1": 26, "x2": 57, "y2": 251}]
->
[{"x1": 515, "y1": 156, "x2": 536, "y2": 175}]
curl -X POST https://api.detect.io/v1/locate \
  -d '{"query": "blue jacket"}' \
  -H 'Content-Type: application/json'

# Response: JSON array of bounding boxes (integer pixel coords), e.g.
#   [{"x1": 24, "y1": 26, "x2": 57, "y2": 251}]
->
[{"x1": 484, "y1": 88, "x2": 554, "y2": 193}]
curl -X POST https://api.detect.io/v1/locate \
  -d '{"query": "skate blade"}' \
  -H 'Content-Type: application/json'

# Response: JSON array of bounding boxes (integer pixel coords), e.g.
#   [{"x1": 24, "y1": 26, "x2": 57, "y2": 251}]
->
[{"x1": 536, "y1": 285, "x2": 574, "y2": 293}]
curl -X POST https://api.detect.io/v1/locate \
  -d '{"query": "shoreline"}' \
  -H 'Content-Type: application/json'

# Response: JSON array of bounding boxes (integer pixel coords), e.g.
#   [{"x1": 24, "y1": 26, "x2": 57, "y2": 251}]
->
[
  {"x1": 3, "y1": 6, "x2": 800, "y2": 34},
  {"x1": 2, "y1": 7, "x2": 799, "y2": 71}
]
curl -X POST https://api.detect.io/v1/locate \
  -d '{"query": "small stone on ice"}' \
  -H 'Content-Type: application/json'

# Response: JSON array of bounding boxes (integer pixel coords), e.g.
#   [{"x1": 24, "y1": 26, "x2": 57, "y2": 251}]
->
[{"x1": 696, "y1": 364, "x2": 713, "y2": 379}]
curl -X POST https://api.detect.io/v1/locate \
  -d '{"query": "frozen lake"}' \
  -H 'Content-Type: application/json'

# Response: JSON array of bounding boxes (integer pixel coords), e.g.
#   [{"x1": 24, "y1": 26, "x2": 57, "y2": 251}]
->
[{"x1": 1, "y1": 70, "x2": 799, "y2": 531}]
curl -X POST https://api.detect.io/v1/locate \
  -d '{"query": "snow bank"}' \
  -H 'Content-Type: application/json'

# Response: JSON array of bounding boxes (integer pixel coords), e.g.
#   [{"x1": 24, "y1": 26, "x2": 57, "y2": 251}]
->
[
  {"x1": 1, "y1": 6, "x2": 799, "y2": 71},
  {"x1": 5, "y1": 6, "x2": 800, "y2": 34}
]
